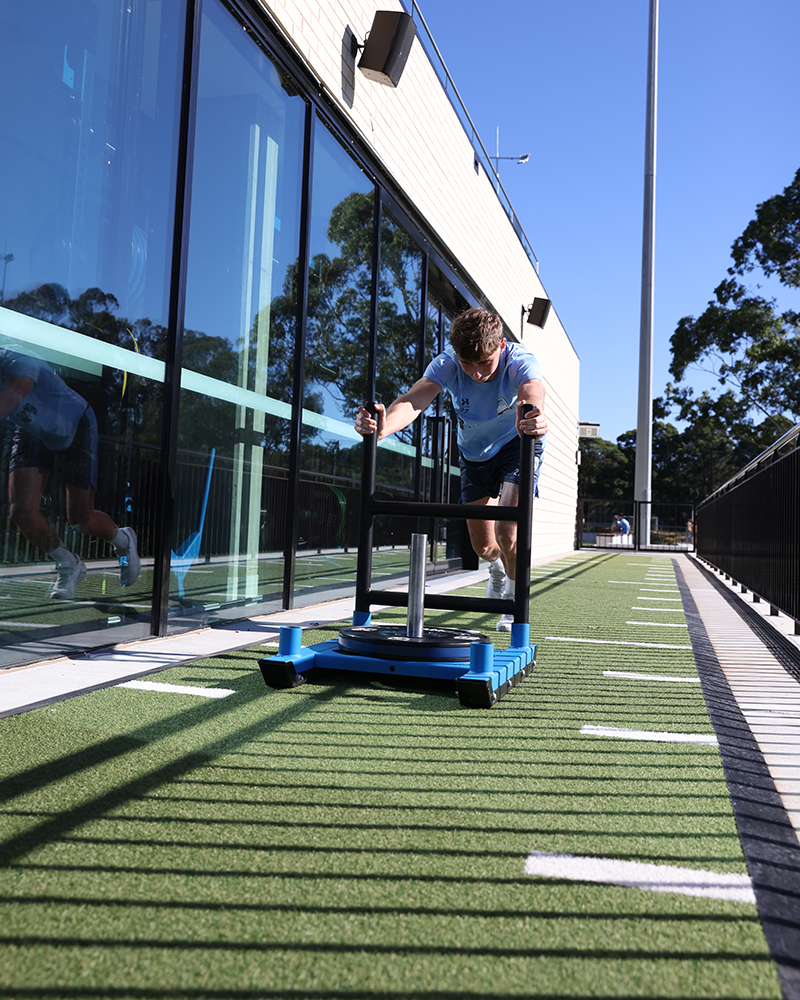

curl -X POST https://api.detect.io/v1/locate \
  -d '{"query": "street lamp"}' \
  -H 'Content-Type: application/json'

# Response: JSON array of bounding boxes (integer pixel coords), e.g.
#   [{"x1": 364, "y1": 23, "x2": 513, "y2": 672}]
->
[{"x1": 493, "y1": 127, "x2": 529, "y2": 191}]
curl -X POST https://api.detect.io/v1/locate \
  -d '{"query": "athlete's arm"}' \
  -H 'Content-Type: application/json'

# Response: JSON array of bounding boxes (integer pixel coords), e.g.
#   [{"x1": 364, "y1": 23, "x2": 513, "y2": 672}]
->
[
  {"x1": 355, "y1": 377, "x2": 442, "y2": 440},
  {"x1": 0, "y1": 376, "x2": 34, "y2": 420},
  {"x1": 516, "y1": 378, "x2": 547, "y2": 437}
]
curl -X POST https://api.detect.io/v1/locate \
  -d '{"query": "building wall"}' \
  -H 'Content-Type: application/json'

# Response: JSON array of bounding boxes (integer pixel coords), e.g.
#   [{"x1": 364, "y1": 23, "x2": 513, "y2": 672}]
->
[{"x1": 259, "y1": 0, "x2": 580, "y2": 556}]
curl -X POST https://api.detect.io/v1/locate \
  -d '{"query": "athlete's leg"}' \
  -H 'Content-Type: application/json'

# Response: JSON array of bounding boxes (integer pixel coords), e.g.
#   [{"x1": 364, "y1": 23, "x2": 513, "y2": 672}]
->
[
  {"x1": 465, "y1": 496, "x2": 502, "y2": 564},
  {"x1": 65, "y1": 483, "x2": 118, "y2": 541},
  {"x1": 494, "y1": 481, "x2": 520, "y2": 579},
  {"x1": 8, "y1": 466, "x2": 61, "y2": 552}
]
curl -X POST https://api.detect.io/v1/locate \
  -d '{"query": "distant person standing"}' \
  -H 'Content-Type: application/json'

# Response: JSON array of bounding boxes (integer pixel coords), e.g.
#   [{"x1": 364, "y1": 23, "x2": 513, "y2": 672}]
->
[{"x1": 0, "y1": 345, "x2": 140, "y2": 599}]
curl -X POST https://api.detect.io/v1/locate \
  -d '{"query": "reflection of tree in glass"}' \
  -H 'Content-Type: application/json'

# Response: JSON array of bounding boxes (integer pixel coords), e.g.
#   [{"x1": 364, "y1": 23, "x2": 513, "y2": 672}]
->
[
  {"x1": 3, "y1": 283, "x2": 165, "y2": 448},
  {"x1": 265, "y1": 193, "x2": 423, "y2": 446},
  {"x1": 1, "y1": 283, "x2": 315, "y2": 461},
  {"x1": 4, "y1": 186, "x2": 427, "y2": 478}
]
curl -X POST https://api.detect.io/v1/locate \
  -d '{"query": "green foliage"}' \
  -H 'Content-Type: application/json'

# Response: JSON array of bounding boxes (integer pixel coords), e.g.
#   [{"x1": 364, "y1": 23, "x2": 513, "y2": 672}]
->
[
  {"x1": 577, "y1": 437, "x2": 631, "y2": 498},
  {"x1": 669, "y1": 167, "x2": 800, "y2": 431},
  {"x1": 670, "y1": 278, "x2": 799, "y2": 428},
  {"x1": 647, "y1": 166, "x2": 800, "y2": 499},
  {"x1": 731, "y1": 166, "x2": 800, "y2": 287}
]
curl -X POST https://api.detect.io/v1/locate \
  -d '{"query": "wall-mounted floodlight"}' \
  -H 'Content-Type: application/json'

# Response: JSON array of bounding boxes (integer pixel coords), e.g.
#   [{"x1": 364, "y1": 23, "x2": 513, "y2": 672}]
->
[
  {"x1": 351, "y1": 11, "x2": 417, "y2": 88},
  {"x1": 522, "y1": 297, "x2": 551, "y2": 329}
]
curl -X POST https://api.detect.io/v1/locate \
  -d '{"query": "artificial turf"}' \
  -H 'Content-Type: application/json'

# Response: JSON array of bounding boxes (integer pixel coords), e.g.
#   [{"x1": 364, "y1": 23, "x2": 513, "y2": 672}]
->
[{"x1": 0, "y1": 552, "x2": 783, "y2": 998}]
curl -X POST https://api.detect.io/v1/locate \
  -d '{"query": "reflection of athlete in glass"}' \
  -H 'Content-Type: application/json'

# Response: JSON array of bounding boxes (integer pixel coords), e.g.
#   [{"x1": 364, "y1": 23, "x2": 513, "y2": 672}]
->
[
  {"x1": 0, "y1": 346, "x2": 140, "y2": 600},
  {"x1": 355, "y1": 308, "x2": 547, "y2": 631}
]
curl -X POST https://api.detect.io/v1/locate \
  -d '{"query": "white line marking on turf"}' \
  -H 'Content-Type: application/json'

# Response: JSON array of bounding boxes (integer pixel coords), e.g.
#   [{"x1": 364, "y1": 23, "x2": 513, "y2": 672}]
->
[
  {"x1": 524, "y1": 852, "x2": 754, "y2": 904},
  {"x1": 0, "y1": 621, "x2": 58, "y2": 628},
  {"x1": 631, "y1": 606, "x2": 684, "y2": 612},
  {"x1": 627, "y1": 620, "x2": 689, "y2": 628},
  {"x1": 581, "y1": 725, "x2": 717, "y2": 745},
  {"x1": 117, "y1": 680, "x2": 236, "y2": 699},
  {"x1": 603, "y1": 670, "x2": 700, "y2": 683},
  {"x1": 546, "y1": 636, "x2": 691, "y2": 649},
  {"x1": 636, "y1": 596, "x2": 682, "y2": 602}
]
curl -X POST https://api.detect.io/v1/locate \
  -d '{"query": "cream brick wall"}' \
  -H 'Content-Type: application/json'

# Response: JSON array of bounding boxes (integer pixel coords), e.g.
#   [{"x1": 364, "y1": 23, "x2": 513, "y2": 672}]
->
[{"x1": 259, "y1": 0, "x2": 580, "y2": 556}]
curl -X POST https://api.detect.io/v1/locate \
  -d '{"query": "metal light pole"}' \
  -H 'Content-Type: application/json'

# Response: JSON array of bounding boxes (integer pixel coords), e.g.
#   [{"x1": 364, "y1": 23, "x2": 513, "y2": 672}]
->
[
  {"x1": 1, "y1": 253, "x2": 14, "y2": 303},
  {"x1": 634, "y1": 0, "x2": 658, "y2": 548}
]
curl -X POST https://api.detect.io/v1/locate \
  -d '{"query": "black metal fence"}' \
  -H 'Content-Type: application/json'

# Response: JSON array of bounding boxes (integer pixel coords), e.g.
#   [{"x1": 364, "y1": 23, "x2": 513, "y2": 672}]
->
[
  {"x1": 577, "y1": 498, "x2": 695, "y2": 552},
  {"x1": 695, "y1": 424, "x2": 800, "y2": 624}
]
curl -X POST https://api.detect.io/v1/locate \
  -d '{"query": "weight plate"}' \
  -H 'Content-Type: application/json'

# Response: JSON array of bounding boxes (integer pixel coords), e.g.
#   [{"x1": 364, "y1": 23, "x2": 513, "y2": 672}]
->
[{"x1": 338, "y1": 624, "x2": 488, "y2": 661}]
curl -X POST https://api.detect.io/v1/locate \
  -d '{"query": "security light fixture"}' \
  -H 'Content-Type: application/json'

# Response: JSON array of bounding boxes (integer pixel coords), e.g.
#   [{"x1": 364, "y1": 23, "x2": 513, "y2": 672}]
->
[
  {"x1": 352, "y1": 11, "x2": 417, "y2": 88},
  {"x1": 523, "y1": 297, "x2": 551, "y2": 328}
]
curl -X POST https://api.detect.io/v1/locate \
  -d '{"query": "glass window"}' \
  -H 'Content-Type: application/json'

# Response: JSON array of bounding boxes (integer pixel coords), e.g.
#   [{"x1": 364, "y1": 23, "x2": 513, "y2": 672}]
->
[
  {"x1": 0, "y1": 0, "x2": 185, "y2": 666},
  {"x1": 174, "y1": 0, "x2": 305, "y2": 626},
  {"x1": 293, "y1": 120, "x2": 375, "y2": 604}
]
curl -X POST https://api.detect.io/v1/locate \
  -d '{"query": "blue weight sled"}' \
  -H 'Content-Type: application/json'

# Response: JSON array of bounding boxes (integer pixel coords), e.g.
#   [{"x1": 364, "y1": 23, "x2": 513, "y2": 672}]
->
[{"x1": 258, "y1": 406, "x2": 537, "y2": 708}]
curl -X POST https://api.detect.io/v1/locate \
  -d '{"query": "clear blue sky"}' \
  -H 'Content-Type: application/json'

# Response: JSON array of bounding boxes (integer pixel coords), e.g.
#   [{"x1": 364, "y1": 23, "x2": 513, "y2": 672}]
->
[{"x1": 417, "y1": 0, "x2": 800, "y2": 443}]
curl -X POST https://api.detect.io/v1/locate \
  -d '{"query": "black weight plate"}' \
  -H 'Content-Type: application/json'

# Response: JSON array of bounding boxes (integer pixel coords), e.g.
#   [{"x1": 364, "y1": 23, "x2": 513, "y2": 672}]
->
[{"x1": 338, "y1": 624, "x2": 488, "y2": 661}]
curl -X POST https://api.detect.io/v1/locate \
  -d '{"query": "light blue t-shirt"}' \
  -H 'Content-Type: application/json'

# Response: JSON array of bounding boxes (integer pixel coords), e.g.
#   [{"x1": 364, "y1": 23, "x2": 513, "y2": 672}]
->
[
  {"x1": 423, "y1": 342, "x2": 543, "y2": 462},
  {"x1": 0, "y1": 347, "x2": 89, "y2": 450}
]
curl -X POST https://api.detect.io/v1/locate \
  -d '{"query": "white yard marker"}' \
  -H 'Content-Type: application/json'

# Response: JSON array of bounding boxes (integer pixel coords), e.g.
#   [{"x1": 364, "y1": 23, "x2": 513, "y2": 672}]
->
[
  {"x1": 637, "y1": 596, "x2": 682, "y2": 602},
  {"x1": 581, "y1": 725, "x2": 717, "y2": 745},
  {"x1": 117, "y1": 680, "x2": 236, "y2": 699},
  {"x1": 524, "y1": 851, "x2": 754, "y2": 904},
  {"x1": 603, "y1": 670, "x2": 700, "y2": 683},
  {"x1": 546, "y1": 636, "x2": 691, "y2": 650},
  {"x1": 631, "y1": 606, "x2": 684, "y2": 612},
  {"x1": 627, "y1": 620, "x2": 689, "y2": 628}
]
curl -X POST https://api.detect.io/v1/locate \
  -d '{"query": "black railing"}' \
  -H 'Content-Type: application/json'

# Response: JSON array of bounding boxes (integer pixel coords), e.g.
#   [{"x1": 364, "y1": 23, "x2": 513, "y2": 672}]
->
[
  {"x1": 576, "y1": 498, "x2": 695, "y2": 552},
  {"x1": 695, "y1": 424, "x2": 800, "y2": 624}
]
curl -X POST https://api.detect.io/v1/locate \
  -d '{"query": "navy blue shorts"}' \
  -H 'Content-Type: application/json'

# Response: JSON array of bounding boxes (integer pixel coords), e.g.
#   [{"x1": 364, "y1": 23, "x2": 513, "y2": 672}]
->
[
  {"x1": 10, "y1": 407, "x2": 99, "y2": 491},
  {"x1": 459, "y1": 434, "x2": 544, "y2": 503}
]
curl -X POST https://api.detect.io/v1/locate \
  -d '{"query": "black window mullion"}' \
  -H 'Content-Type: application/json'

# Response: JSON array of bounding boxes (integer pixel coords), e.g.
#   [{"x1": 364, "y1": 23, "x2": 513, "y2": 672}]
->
[
  {"x1": 282, "y1": 102, "x2": 316, "y2": 609},
  {"x1": 152, "y1": 0, "x2": 202, "y2": 635}
]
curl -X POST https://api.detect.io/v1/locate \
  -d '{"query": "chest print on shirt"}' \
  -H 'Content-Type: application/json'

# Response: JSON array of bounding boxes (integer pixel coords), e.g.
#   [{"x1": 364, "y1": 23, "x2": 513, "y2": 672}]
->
[
  {"x1": 496, "y1": 396, "x2": 512, "y2": 416},
  {"x1": 460, "y1": 397, "x2": 469, "y2": 411}
]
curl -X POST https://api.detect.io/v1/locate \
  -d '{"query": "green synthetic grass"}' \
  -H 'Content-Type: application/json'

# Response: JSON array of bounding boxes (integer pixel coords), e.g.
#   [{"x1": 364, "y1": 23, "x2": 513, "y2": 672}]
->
[{"x1": 0, "y1": 552, "x2": 782, "y2": 999}]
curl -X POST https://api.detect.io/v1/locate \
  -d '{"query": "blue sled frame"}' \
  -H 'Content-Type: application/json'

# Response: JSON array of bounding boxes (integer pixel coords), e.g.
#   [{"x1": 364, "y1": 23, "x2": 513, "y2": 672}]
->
[
  {"x1": 259, "y1": 404, "x2": 538, "y2": 709},
  {"x1": 259, "y1": 620, "x2": 535, "y2": 709}
]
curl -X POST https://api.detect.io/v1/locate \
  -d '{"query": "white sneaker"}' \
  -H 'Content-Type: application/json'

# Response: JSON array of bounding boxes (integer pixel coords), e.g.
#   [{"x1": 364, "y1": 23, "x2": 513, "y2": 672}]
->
[
  {"x1": 496, "y1": 613, "x2": 514, "y2": 632},
  {"x1": 118, "y1": 527, "x2": 141, "y2": 588},
  {"x1": 50, "y1": 553, "x2": 87, "y2": 600},
  {"x1": 485, "y1": 562, "x2": 507, "y2": 600}
]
